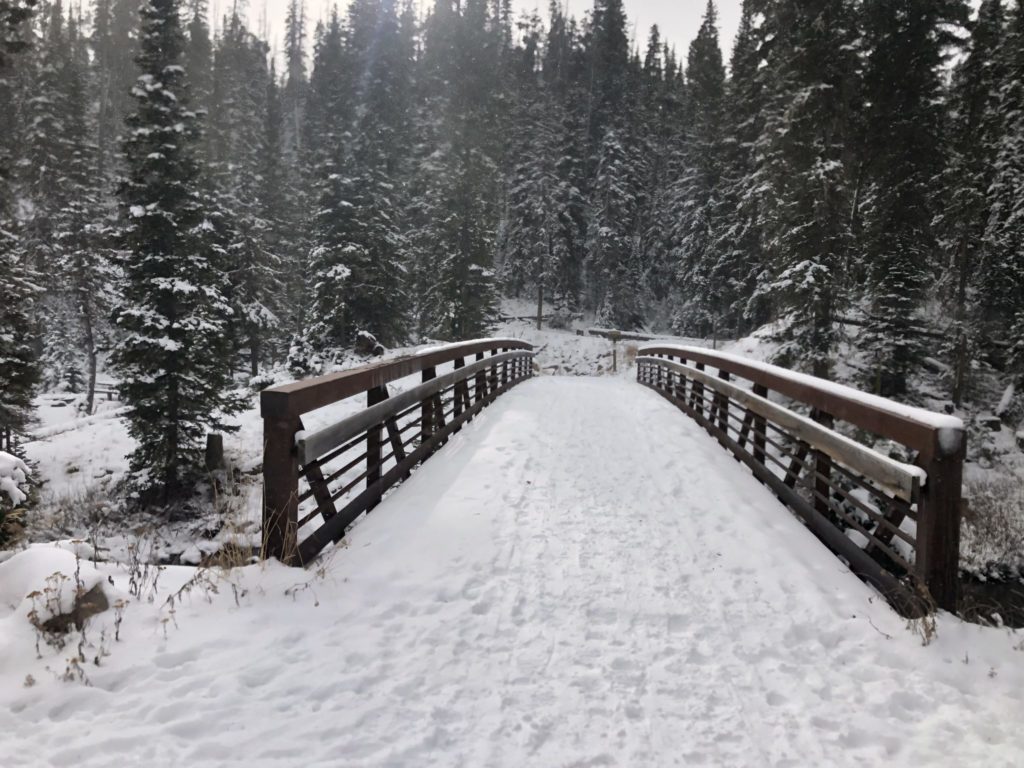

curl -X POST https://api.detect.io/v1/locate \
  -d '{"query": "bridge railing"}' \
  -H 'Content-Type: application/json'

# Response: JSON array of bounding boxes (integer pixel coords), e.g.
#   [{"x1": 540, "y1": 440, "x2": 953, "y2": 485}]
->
[
  {"x1": 637, "y1": 345, "x2": 965, "y2": 614},
  {"x1": 262, "y1": 339, "x2": 535, "y2": 565}
]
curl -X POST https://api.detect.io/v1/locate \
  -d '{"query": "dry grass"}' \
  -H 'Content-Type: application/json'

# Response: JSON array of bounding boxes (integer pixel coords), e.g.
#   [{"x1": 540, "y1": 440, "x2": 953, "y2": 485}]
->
[{"x1": 961, "y1": 474, "x2": 1024, "y2": 580}]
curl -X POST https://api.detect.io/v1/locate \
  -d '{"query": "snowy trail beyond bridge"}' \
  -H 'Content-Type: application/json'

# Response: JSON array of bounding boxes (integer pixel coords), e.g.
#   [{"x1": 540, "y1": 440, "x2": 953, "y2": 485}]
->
[{"x1": 5, "y1": 376, "x2": 1023, "y2": 767}]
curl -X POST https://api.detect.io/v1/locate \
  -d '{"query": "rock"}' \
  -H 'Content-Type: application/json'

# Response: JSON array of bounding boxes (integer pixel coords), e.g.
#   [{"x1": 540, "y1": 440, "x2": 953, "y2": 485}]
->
[
  {"x1": 355, "y1": 331, "x2": 385, "y2": 357},
  {"x1": 979, "y1": 414, "x2": 1002, "y2": 432},
  {"x1": 1016, "y1": 431, "x2": 1024, "y2": 452},
  {"x1": 42, "y1": 583, "x2": 109, "y2": 634}
]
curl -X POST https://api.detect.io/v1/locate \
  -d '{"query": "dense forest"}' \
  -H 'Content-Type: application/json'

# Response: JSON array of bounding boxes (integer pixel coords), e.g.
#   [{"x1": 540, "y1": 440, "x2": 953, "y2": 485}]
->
[{"x1": 1, "y1": 0, "x2": 1024, "y2": 501}]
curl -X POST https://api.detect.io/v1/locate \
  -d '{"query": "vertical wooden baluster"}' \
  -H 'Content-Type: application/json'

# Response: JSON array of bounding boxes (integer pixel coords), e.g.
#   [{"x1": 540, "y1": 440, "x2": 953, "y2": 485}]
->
[
  {"x1": 489, "y1": 349, "x2": 499, "y2": 394},
  {"x1": 421, "y1": 366, "x2": 436, "y2": 447},
  {"x1": 812, "y1": 410, "x2": 834, "y2": 520},
  {"x1": 694, "y1": 362, "x2": 705, "y2": 419},
  {"x1": 366, "y1": 385, "x2": 388, "y2": 512},
  {"x1": 475, "y1": 351, "x2": 486, "y2": 401},
  {"x1": 718, "y1": 370, "x2": 730, "y2": 433},
  {"x1": 752, "y1": 383, "x2": 767, "y2": 464}
]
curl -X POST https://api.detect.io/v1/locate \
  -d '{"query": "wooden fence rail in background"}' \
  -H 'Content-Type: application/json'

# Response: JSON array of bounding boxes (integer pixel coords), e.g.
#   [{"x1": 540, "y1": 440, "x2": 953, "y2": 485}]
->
[
  {"x1": 637, "y1": 345, "x2": 966, "y2": 614},
  {"x1": 262, "y1": 339, "x2": 535, "y2": 565}
]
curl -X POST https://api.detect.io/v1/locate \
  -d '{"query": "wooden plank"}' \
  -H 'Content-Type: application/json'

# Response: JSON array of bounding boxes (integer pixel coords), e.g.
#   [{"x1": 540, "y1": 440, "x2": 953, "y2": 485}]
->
[{"x1": 637, "y1": 357, "x2": 923, "y2": 502}]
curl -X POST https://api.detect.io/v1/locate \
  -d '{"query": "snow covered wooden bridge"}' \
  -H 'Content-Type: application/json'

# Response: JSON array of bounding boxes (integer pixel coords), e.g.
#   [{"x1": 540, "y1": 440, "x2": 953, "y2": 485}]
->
[{"x1": 262, "y1": 337, "x2": 965, "y2": 614}]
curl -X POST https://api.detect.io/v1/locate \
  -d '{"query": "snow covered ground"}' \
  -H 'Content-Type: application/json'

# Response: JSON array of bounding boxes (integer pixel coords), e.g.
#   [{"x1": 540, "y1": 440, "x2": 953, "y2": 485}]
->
[{"x1": 2, "y1": 377, "x2": 1022, "y2": 767}]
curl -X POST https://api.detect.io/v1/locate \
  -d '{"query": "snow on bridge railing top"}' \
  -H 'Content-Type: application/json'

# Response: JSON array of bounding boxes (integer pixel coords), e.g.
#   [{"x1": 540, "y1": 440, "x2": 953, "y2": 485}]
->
[
  {"x1": 262, "y1": 338, "x2": 534, "y2": 419},
  {"x1": 638, "y1": 344, "x2": 963, "y2": 459}
]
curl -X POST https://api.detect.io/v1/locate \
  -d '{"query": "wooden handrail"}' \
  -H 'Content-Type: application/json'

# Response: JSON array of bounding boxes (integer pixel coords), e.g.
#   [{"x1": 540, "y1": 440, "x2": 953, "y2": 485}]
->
[
  {"x1": 639, "y1": 345, "x2": 963, "y2": 459},
  {"x1": 637, "y1": 346, "x2": 965, "y2": 614},
  {"x1": 262, "y1": 339, "x2": 535, "y2": 565}
]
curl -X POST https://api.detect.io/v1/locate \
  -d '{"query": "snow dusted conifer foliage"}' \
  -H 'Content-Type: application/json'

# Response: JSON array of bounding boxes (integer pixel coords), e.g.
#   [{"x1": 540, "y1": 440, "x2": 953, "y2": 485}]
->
[
  {"x1": 666, "y1": 1, "x2": 726, "y2": 338},
  {"x1": 983, "y1": 0, "x2": 1024, "y2": 375},
  {"x1": 935, "y1": 0, "x2": 1008, "y2": 405},
  {"x1": 0, "y1": 0, "x2": 40, "y2": 453},
  {"x1": 753, "y1": 0, "x2": 859, "y2": 378},
  {"x1": 859, "y1": 0, "x2": 970, "y2": 396},
  {"x1": 113, "y1": 0, "x2": 240, "y2": 501}
]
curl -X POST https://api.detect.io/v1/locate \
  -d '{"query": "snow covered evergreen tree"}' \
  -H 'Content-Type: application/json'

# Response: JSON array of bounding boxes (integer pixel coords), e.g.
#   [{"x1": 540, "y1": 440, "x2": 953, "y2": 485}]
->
[
  {"x1": 710, "y1": 0, "x2": 771, "y2": 335},
  {"x1": 587, "y1": 125, "x2": 645, "y2": 330},
  {"x1": 934, "y1": 0, "x2": 1007, "y2": 404},
  {"x1": 113, "y1": 0, "x2": 240, "y2": 501},
  {"x1": 859, "y1": 0, "x2": 969, "y2": 396},
  {"x1": 666, "y1": 1, "x2": 726, "y2": 338},
  {"x1": 753, "y1": 0, "x2": 860, "y2": 377},
  {"x1": 981, "y1": 0, "x2": 1024, "y2": 377},
  {"x1": 0, "y1": 0, "x2": 39, "y2": 452}
]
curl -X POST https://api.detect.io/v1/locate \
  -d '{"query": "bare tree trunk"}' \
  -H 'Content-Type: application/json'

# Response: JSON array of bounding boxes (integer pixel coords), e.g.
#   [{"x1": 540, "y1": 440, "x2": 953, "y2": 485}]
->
[
  {"x1": 250, "y1": 333, "x2": 260, "y2": 378},
  {"x1": 82, "y1": 293, "x2": 97, "y2": 416},
  {"x1": 952, "y1": 236, "x2": 970, "y2": 407},
  {"x1": 536, "y1": 282, "x2": 543, "y2": 331}
]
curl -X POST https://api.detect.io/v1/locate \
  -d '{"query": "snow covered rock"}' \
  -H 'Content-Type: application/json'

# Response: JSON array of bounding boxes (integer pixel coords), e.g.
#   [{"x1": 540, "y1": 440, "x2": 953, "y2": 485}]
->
[{"x1": 0, "y1": 451, "x2": 30, "y2": 506}]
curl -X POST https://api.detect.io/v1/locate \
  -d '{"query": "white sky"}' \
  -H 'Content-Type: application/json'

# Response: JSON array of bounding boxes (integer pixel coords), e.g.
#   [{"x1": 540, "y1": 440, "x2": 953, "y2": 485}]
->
[{"x1": 238, "y1": 0, "x2": 744, "y2": 65}]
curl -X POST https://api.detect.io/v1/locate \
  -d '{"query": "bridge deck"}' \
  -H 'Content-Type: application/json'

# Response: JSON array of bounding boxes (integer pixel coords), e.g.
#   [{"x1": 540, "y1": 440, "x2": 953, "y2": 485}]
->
[
  {"x1": 9, "y1": 377, "x2": 1020, "y2": 767},
  {"x1": 291, "y1": 376, "x2": 1019, "y2": 765}
]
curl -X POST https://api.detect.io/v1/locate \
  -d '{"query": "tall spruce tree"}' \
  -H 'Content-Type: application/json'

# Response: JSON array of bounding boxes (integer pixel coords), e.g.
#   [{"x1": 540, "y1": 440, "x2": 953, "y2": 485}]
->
[
  {"x1": 859, "y1": 0, "x2": 969, "y2": 396},
  {"x1": 710, "y1": 0, "x2": 771, "y2": 335},
  {"x1": 114, "y1": 0, "x2": 240, "y2": 501},
  {"x1": 753, "y1": 0, "x2": 860, "y2": 377},
  {"x1": 934, "y1": 0, "x2": 1007, "y2": 404},
  {"x1": 666, "y1": 1, "x2": 726, "y2": 338},
  {"x1": 0, "y1": 0, "x2": 39, "y2": 451}
]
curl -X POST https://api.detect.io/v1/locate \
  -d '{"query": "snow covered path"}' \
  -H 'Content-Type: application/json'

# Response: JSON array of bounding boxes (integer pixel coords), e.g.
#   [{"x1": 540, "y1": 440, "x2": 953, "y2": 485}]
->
[{"x1": 3, "y1": 377, "x2": 1023, "y2": 766}]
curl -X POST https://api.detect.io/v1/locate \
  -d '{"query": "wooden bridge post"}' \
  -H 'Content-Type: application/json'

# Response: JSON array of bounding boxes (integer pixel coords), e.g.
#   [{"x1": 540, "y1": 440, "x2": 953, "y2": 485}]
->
[
  {"x1": 916, "y1": 437, "x2": 965, "y2": 612},
  {"x1": 262, "y1": 397, "x2": 301, "y2": 565}
]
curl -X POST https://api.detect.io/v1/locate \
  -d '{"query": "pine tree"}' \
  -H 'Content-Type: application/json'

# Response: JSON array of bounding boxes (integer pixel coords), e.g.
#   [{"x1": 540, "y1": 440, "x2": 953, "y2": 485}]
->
[
  {"x1": 309, "y1": 0, "x2": 409, "y2": 346},
  {"x1": 587, "y1": 0, "x2": 629, "y2": 152},
  {"x1": 114, "y1": 0, "x2": 240, "y2": 501},
  {"x1": 587, "y1": 125, "x2": 645, "y2": 330},
  {"x1": 982, "y1": 0, "x2": 1024, "y2": 376},
  {"x1": 56, "y1": 10, "x2": 115, "y2": 412},
  {"x1": 665, "y1": 1, "x2": 726, "y2": 338},
  {"x1": 92, "y1": 0, "x2": 139, "y2": 180},
  {"x1": 210, "y1": 10, "x2": 280, "y2": 375},
  {"x1": 934, "y1": 0, "x2": 1007, "y2": 404},
  {"x1": 408, "y1": 0, "x2": 500, "y2": 341},
  {"x1": 710, "y1": 0, "x2": 771, "y2": 335},
  {"x1": 754, "y1": 0, "x2": 860, "y2": 377},
  {"x1": 0, "y1": 0, "x2": 39, "y2": 451},
  {"x1": 859, "y1": 0, "x2": 969, "y2": 396}
]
